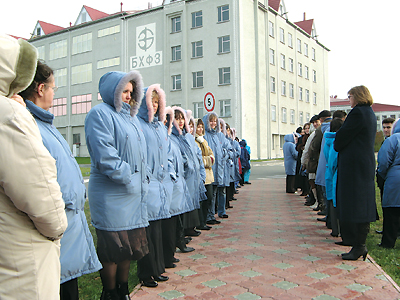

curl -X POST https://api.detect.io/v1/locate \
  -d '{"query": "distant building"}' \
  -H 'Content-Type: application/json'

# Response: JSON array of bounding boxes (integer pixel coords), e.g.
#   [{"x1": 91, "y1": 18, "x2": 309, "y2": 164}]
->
[
  {"x1": 330, "y1": 96, "x2": 400, "y2": 131},
  {"x1": 21, "y1": 0, "x2": 330, "y2": 158}
]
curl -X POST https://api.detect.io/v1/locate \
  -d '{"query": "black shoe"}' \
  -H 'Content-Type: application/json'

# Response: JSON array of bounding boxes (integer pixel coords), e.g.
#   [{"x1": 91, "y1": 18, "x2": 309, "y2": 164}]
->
[
  {"x1": 378, "y1": 243, "x2": 394, "y2": 249},
  {"x1": 317, "y1": 210, "x2": 326, "y2": 215},
  {"x1": 101, "y1": 289, "x2": 119, "y2": 300},
  {"x1": 178, "y1": 246, "x2": 195, "y2": 253},
  {"x1": 234, "y1": 190, "x2": 239, "y2": 194},
  {"x1": 153, "y1": 275, "x2": 169, "y2": 282},
  {"x1": 304, "y1": 201, "x2": 315, "y2": 206},
  {"x1": 184, "y1": 237, "x2": 191, "y2": 244},
  {"x1": 317, "y1": 217, "x2": 327, "y2": 222},
  {"x1": 207, "y1": 220, "x2": 221, "y2": 225},
  {"x1": 140, "y1": 278, "x2": 158, "y2": 288},
  {"x1": 218, "y1": 214, "x2": 229, "y2": 218},
  {"x1": 226, "y1": 205, "x2": 233, "y2": 209},
  {"x1": 232, "y1": 197, "x2": 237, "y2": 201},
  {"x1": 330, "y1": 232, "x2": 339, "y2": 237},
  {"x1": 185, "y1": 229, "x2": 201, "y2": 236},
  {"x1": 172, "y1": 257, "x2": 180, "y2": 263},
  {"x1": 237, "y1": 185, "x2": 242, "y2": 188},
  {"x1": 335, "y1": 241, "x2": 352, "y2": 246},
  {"x1": 165, "y1": 263, "x2": 177, "y2": 269},
  {"x1": 376, "y1": 230, "x2": 383, "y2": 234},
  {"x1": 117, "y1": 282, "x2": 130, "y2": 300},
  {"x1": 342, "y1": 246, "x2": 368, "y2": 261},
  {"x1": 244, "y1": 182, "x2": 251, "y2": 184},
  {"x1": 196, "y1": 225, "x2": 211, "y2": 230}
]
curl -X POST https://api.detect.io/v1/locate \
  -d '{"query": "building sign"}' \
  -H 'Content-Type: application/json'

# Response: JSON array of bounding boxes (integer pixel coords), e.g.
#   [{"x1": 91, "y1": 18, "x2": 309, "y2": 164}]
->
[
  {"x1": 130, "y1": 23, "x2": 163, "y2": 69},
  {"x1": 204, "y1": 92, "x2": 215, "y2": 112}
]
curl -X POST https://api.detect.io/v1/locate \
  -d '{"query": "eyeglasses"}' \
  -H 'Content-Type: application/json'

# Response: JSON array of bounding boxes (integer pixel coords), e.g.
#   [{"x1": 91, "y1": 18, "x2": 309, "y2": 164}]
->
[{"x1": 45, "y1": 84, "x2": 58, "y2": 92}]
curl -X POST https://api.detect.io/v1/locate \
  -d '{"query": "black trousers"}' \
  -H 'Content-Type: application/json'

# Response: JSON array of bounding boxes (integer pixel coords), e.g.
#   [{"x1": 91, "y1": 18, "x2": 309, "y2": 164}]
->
[
  {"x1": 381, "y1": 207, "x2": 400, "y2": 248},
  {"x1": 285, "y1": 175, "x2": 296, "y2": 193},
  {"x1": 162, "y1": 216, "x2": 177, "y2": 266},
  {"x1": 226, "y1": 182, "x2": 235, "y2": 208},
  {"x1": 340, "y1": 221, "x2": 369, "y2": 246},
  {"x1": 60, "y1": 278, "x2": 79, "y2": 300}
]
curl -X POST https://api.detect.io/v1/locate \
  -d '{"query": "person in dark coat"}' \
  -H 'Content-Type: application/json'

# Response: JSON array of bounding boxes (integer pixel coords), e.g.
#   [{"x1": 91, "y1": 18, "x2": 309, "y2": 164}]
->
[{"x1": 334, "y1": 85, "x2": 377, "y2": 261}]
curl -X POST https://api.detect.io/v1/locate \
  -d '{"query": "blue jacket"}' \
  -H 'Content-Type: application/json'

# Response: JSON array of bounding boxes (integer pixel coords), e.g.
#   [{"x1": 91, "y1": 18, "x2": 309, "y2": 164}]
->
[
  {"x1": 323, "y1": 132, "x2": 338, "y2": 206},
  {"x1": 187, "y1": 132, "x2": 207, "y2": 201},
  {"x1": 84, "y1": 71, "x2": 149, "y2": 231},
  {"x1": 26, "y1": 101, "x2": 102, "y2": 283},
  {"x1": 378, "y1": 120, "x2": 400, "y2": 207},
  {"x1": 137, "y1": 85, "x2": 172, "y2": 221},
  {"x1": 315, "y1": 121, "x2": 331, "y2": 186},
  {"x1": 202, "y1": 112, "x2": 227, "y2": 186},
  {"x1": 239, "y1": 140, "x2": 250, "y2": 170},
  {"x1": 231, "y1": 139, "x2": 242, "y2": 182},
  {"x1": 283, "y1": 134, "x2": 298, "y2": 175}
]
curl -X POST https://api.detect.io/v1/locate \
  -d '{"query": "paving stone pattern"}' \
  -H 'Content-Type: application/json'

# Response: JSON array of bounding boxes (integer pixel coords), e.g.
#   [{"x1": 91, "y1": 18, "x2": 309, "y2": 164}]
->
[{"x1": 130, "y1": 179, "x2": 400, "y2": 299}]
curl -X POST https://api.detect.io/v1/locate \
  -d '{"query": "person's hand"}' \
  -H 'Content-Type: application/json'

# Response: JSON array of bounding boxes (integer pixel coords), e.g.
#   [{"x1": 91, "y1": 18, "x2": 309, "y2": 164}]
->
[{"x1": 10, "y1": 94, "x2": 26, "y2": 107}]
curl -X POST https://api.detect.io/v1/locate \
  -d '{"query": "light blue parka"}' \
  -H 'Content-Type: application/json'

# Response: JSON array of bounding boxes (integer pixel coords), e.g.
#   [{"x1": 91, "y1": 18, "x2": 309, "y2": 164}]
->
[
  {"x1": 378, "y1": 119, "x2": 400, "y2": 208},
  {"x1": 219, "y1": 119, "x2": 235, "y2": 186},
  {"x1": 323, "y1": 131, "x2": 338, "y2": 207},
  {"x1": 85, "y1": 71, "x2": 149, "y2": 231},
  {"x1": 230, "y1": 128, "x2": 242, "y2": 182},
  {"x1": 25, "y1": 100, "x2": 102, "y2": 284},
  {"x1": 283, "y1": 133, "x2": 298, "y2": 175},
  {"x1": 137, "y1": 84, "x2": 173, "y2": 221},
  {"x1": 315, "y1": 121, "x2": 331, "y2": 186}
]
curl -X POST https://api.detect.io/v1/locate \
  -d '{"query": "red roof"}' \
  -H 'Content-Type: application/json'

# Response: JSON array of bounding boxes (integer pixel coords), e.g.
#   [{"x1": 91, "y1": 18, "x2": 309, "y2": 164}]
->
[
  {"x1": 331, "y1": 99, "x2": 400, "y2": 112},
  {"x1": 294, "y1": 19, "x2": 314, "y2": 35},
  {"x1": 269, "y1": 0, "x2": 281, "y2": 12},
  {"x1": 38, "y1": 21, "x2": 64, "y2": 34},
  {"x1": 83, "y1": 5, "x2": 109, "y2": 21}
]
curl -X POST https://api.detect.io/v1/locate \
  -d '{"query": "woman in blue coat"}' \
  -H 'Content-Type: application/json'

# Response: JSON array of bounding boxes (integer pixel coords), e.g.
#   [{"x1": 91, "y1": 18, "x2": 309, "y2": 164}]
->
[
  {"x1": 283, "y1": 133, "x2": 298, "y2": 193},
  {"x1": 19, "y1": 61, "x2": 102, "y2": 300},
  {"x1": 378, "y1": 119, "x2": 400, "y2": 248},
  {"x1": 136, "y1": 84, "x2": 173, "y2": 287},
  {"x1": 84, "y1": 71, "x2": 149, "y2": 299}
]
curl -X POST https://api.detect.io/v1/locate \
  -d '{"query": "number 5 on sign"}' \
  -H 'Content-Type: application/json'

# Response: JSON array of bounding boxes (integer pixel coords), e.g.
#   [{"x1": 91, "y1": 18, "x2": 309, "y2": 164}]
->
[{"x1": 204, "y1": 92, "x2": 215, "y2": 112}]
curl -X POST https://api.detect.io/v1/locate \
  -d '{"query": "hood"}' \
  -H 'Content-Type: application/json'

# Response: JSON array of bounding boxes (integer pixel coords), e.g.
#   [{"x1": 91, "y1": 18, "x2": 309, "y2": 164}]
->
[
  {"x1": 186, "y1": 109, "x2": 195, "y2": 136},
  {"x1": 172, "y1": 106, "x2": 190, "y2": 135},
  {"x1": 202, "y1": 112, "x2": 220, "y2": 133},
  {"x1": 164, "y1": 106, "x2": 174, "y2": 135},
  {"x1": 392, "y1": 119, "x2": 400, "y2": 135},
  {"x1": 231, "y1": 128, "x2": 237, "y2": 140},
  {"x1": 239, "y1": 140, "x2": 246, "y2": 147},
  {"x1": 25, "y1": 100, "x2": 54, "y2": 124},
  {"x1": 219, "y1": 118, "x2": 227, "y2": 136},
  {"x1": 0, "y1": 34, "x2": 38, "y2": 97},
  {"x1": 284, "y1": 133, "x2": 295, "y2": 143},
  {"x1": 98, "y1": 71, "x2": 143, "y2": 117},
  {"x1": 138, "y1": 84, "x2": 166, "y2": 123}
]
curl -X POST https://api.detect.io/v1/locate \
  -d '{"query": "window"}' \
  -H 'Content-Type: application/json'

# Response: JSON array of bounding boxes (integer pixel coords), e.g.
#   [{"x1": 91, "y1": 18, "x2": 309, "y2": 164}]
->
[
  {"x1": 37, "y1": 46, "x2": 45, "y2": 60},
  {"x1": 270, "y1": 49, "x2": 275, "y2": 65},
  {"x1": 282, "y1": 107, "x2": 287, "y2": 123},
  {"x1": 49, "y1": 97, "x2": 67, "y2": 116},
  {"x1": 73, "y1": 133, "x2": 81, "y2": 145},
  {"x1": 279, "y1": 28, "x2": 285, "y2": 43},
  {"x1": 97, "y1": 57, "x2": 120, "y2": 69},
  {"x1": 305, "y1": 66, "x2": 309, "y2": 80},
  {"x1": 289, "y1": 58, "x2": 294, "y2": 72},
  {"x1": 172, "y1": 75, "x2": 182, "y2": 90},
  {"x1": 299, "y1": 87, "x2": 303, "y2": 101},
  {"x1": 72, "y1": 33, "x2": 92, "y2": 55},
  {"x1": 271, "y1": 105, "x2": 276, "y2": 121},
  {"x1": 298, "y1": 62, "x2": 302, "y2": 77},
  {"x1": 218, "y1": 67, "x2": 230, "y2": 85},
  {"x1": 54, "y1": 68, "x2": 67, "y2": 87},
  {"x1": 306, "y1": 113, "x2": 310, "y2": 122},
  {"x1": 49, "y1": 40, "x2": 67, "y2": 60},
  {"x1": 280, "y1": 54, "x2": 286, "y2": 69},
  {"x1": 192, "y1": 11, "x2": 202, "y2": 28},
  {"x1": 281, "y1": 81, "x2": 286, "y2": 96},
  {"x1": 193, "y1": 102, "x2": 204, "y2": 118},
  {"x1": 299, "y1": 111, "x2": 304, "y2": 125},
  {"x1": 313, "y1": 70, "x2": 317, "y2": 82},
  {"x1": 304, "y1": 43, "x2": 309, "y2": 56},
  {"x1": 312, "y1": 48, "x2": 316, "y2": 61},
  {"x1": 280, "y1": 135, "x2": 285, "y2": 149},
  {"x1": 290, "y1": 109, "x2": 295, "y2": 124},
  {"x1": 269, "y1": 21, "x2": 274, "y2": 37},
  {"x1": 218, "y1": 5, "x2": 229, "y2": 22},
  {"x1": 98, "y1": 25, "x2": 120, "y2": 38},
  {"x1": 270, "y1": 77, "x2": 276, "y2": 93},
  {"x1": 192, "y1": 71, "x2": 203, "y2": 88},
  {"x1": 72, "y1": 94, "x2": 92, "y2": 114},
  {"x1": 218, "y1": 35, "x2": 230, "y2": 53},
  {"x1": 305, "y1": 89, "x2": 310, "y2": 103},
  {"x1": 288, "y1": 33, "x2": 293, "y2": 48},
  {"x1": 71, "y1": 63, "x2": 92, "y2": 85},
  {"x1": 289, "y1": 83, "x2": 294, "y2": 98},
  {"x1": 172, "y1": 45, "x2": 181, "y2": 61},
  {"x1": 172, "y1": 16, "x2": 181, "y2": 33},
  {"x1": 220, "y1": 99, "x2": 231, "y2": 117},
  {"x1": 297, "y1": 39, "x2": 302, "y2": 53},
  {"x1": 313, "y1": 92, "x2": 317, "y2": 105},
  {"x1": 192, "y1": 41, "x2": 203, "y2": 58}
]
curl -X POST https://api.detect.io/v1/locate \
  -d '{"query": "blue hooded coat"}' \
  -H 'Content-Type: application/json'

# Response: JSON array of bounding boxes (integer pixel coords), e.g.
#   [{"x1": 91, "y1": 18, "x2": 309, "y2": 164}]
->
[
  {"x1": 239, "y1": 140, "x2": 250, "y2": 170},
  {"x1": 84, "y1": 71, "x2": 149, "y2": 231},
  {"x1": 137, "y1": 85, "x2": 173, "y2": 221},
  {"x1": 283, "y1": 133, "x2": 298, "y2": 175},
  {"x1": 323, "y1": 131, "x2": 338, "y2": 206},
  {"x1": 230, "y1": 128, "x2": 242, "y2": 182},
  {"x1": 219, "y1": 119, "x2": 235, "y2": 186},
  {"x1": 315, "y1": 121, "x2": 331, "y2": 186},
  {"x1": 378, "y1": 119, "x2": 400, "y2": 208},
  {"x1": 202, "y1": 112, "x2": 228, "y2": 186},
  {"x1": 25, "y1": 100, "x2": 102, "y2": 284}
]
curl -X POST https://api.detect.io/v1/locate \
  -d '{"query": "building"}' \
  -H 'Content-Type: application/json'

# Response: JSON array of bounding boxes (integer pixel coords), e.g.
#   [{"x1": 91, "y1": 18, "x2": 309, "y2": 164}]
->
[
  {"x1": 330, "y1": 96, "x2": 400, "y2": 131},
  {"x1": 25, "y1": 0, "x2": 330, "y2": 158}
]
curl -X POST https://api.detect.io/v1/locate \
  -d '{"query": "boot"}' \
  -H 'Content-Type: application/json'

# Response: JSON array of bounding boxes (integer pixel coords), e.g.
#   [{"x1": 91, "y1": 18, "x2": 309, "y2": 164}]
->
[
  {"x1": 341, "y1": 245, "x2": 368, "y2": 261},
  {"x1": 117, "y1": 282, "x2": 130, "y2": 300},
  {"x1": 101, "y1": 289, "x2": 119, "y2": 300}
]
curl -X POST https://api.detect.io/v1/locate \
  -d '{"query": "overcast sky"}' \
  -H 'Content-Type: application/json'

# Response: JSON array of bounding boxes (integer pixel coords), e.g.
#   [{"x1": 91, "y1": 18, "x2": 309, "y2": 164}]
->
[{"x1": 2, "y1": 0, "x2": 398, "y2": 105}]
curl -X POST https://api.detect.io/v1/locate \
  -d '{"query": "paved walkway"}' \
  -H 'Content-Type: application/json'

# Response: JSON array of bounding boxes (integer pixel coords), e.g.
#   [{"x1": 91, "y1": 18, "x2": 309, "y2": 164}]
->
[{"x1": 130, "y1": 178, "x2": 400, "y2": 300}]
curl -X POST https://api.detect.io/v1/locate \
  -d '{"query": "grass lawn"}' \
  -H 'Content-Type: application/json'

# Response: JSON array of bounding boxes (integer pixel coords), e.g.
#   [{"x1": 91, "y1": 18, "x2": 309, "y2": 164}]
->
[{"x1": 75, "y1": 157, "x2": 91, "y2": 165}]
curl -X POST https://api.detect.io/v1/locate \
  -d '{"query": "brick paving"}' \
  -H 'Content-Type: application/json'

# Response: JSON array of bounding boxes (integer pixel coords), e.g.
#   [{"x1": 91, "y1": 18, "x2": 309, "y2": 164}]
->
[{"x1": 130, "y1": 178, "x2": 400, "y2": 300}]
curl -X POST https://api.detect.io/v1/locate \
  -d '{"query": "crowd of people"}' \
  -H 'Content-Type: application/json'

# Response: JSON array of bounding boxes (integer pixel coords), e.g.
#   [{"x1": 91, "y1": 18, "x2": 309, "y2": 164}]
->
[
  {"x1": 0, "y1": 34, "x2": 253, "y2": 300},
  {"x1": 283, "y1": 85, "x2": 400, "y2": 261}
]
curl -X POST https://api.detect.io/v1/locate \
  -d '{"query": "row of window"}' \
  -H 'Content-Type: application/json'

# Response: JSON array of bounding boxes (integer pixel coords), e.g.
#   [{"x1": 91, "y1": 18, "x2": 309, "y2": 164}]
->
[
  {"x1": 171, "y1": 4, "x2": 230, "y2": 33},
  {"x1": 270, "y1": 76, "x2": 317, "y2": 103},
  {"x1": 271, "y1": 106, "x2": 311, "y2": 126},
  {"x1": 171, "y1": 67, "x2": 230, "y2": 90},
  {"x1": 192, "y1": 99, "x2": 231, "y2": 119},
  {"x1": 269, "y1": 21, "x2": 317, "y2": 61},
  {"x1": 49, "y1": 94, "x2": 92, "y2": 116}
]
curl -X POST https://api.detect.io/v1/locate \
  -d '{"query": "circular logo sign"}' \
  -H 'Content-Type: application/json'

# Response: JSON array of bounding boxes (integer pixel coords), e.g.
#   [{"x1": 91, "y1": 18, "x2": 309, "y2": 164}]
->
[{"x1": 204, "y1": 92, "x2": 215, "y2": 112}]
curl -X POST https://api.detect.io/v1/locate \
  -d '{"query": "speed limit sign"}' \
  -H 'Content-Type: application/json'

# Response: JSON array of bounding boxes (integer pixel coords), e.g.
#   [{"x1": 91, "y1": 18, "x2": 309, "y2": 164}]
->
[{"x1": 204, "y1": 92, "x2": 215, "y2": 112}]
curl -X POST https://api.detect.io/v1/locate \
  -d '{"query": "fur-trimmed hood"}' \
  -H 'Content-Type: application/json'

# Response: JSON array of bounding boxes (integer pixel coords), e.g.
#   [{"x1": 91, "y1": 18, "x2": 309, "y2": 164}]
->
[
  {"x1": 98, "y1": 71, "x2": 143, "y2": 117},
  {"x1": 186, "y1": 109, "x2": 195, "y2": 136},
  {"x1": 202, "y1": 112, "x2": 220, "y2": 133},
  {"x1": 194, "y1": 118, "x2": 205, "y2": 136},
  {"x1": 219, "y1": 118, "x2": 227, "y2": 136},
  {"x1": 0, "y1": 34, "x2": 38, "y2": 97},
  {"x1": 138, "y1": 84, "x2": 166, "y2": 123},
  {"x1": 164, "y1": 106, "x2": 174, "y2": 135},
  {"x1": 172, "y1": 106, "x2": 190, "y2": 135}
]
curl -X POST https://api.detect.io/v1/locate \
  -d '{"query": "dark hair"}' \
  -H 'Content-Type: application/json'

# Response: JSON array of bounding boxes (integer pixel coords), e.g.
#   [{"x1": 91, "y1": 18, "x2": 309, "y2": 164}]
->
[
  {"x1": 382, "y1": 117, "x2": 395, "y2": 125},
  {"x1": 174, "y1": 109, "x2": 184, "y2": 120},
  {"x1": 303, "y1": 122, "x2": 310, "y2": 129},
  {"x1": 19, "y1": 60, "x2": 53, "y2": 101},
  {"x1": 188, "y1": 118, "x2": 194, "y2": 126},
  {"x1": 330, "y1": 118, "x2": 344, "y2": 132},
  {"x1": 296, "y1": 126, "x2": 302, "y2": 134},
  {"x1": 310, "y1": 115, "x2": 319, "y2": 123},
  {"x1": 318, "y1": 110, "x2": 331, "y2": 119},
  {"x1": 332, "y1": 110, "x2": 347, "y2": 119},
  {"x1": 225, "y1": 123, "x2": 230, "y2": 130}
]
